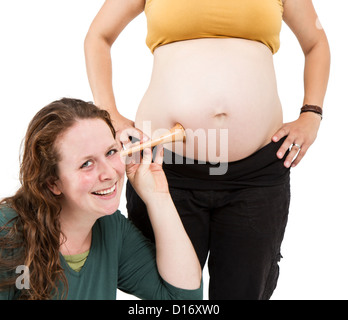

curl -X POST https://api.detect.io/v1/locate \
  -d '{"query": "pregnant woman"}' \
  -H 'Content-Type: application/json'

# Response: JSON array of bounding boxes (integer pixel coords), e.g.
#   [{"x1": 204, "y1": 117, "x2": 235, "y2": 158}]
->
[{"x1": 84, "y1": 0, "x2": 330, "y2": 299}]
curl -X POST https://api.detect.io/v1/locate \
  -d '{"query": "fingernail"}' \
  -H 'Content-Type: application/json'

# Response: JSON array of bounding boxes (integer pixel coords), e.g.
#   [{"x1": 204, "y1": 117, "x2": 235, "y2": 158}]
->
[
  {"x1": 277, "y1": 152, "x2": 283, "y2": 158},
  {"x1": 285, "y1": 161, "x2": 290, "y2": 168}
]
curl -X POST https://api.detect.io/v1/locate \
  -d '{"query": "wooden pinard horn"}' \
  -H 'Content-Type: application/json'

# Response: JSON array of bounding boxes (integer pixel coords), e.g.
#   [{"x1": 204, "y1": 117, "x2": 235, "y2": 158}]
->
[{"x1": 120, "y1": 123, "x2": 186, "y2": 157}]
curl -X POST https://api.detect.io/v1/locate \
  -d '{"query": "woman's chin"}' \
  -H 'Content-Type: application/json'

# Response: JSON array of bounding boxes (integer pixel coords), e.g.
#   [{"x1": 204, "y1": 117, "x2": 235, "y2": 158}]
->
[{"x1": 106, "y1": 202, "x2": 120, "y2": 215}]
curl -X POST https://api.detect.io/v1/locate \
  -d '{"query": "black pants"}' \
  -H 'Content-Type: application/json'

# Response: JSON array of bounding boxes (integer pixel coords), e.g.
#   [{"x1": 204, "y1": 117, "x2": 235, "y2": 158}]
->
[{"x1": 126, "y1": 138, "x2": 291, "y2": 300}]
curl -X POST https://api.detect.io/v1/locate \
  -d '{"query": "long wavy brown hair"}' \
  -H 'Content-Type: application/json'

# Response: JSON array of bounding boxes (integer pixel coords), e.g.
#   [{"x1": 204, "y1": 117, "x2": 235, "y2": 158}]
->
[{"x1": 0, "y1": 98, "x2": 115, "y2": 299}]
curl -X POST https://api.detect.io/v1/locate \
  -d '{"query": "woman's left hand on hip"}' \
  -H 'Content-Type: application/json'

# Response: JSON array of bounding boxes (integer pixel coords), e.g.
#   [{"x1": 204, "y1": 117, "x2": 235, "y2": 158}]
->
[{"x1": 272, "y1": 112, "x2": 321, "y2": 168}]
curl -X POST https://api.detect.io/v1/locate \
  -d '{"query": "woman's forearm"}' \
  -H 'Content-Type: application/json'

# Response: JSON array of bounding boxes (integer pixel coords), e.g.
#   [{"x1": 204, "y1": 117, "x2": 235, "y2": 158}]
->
[
  {"x1": 145, "y1": 194, "x2": 202, "y2": 290},
  {"x1": 302, "y1": 37, "x2": 330, "y2": 107}
]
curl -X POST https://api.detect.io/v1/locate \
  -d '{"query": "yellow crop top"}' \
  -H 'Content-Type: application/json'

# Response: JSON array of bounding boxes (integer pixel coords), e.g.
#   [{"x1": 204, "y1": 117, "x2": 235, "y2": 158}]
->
[{"x1": 145, "y1": 0, "x2": 283, "y2": 54}]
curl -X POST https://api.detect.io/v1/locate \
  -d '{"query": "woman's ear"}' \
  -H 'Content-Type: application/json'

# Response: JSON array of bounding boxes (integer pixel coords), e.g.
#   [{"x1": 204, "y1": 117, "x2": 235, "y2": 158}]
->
[{"x1": 47, "y1": 178, "x2": 62, "y2": 196}]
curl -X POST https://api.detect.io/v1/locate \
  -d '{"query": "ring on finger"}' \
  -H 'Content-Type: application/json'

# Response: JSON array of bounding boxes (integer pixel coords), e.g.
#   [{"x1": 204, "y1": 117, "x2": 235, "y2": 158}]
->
[{"x1": 291, "y1": 143, "x2": 301, "y2": 151}]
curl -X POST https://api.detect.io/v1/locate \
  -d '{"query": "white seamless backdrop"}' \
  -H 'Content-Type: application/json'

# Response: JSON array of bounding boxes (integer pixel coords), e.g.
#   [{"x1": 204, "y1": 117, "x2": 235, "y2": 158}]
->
[{"x1": 0, "y1": 0, "x2": 346, "y2": 300}]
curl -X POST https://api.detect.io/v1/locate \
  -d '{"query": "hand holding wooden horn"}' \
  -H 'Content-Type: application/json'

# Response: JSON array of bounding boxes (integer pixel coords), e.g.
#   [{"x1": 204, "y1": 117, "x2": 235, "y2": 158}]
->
[{"x1": 120, "y1": 123, "x2": 186, "y2": 157}]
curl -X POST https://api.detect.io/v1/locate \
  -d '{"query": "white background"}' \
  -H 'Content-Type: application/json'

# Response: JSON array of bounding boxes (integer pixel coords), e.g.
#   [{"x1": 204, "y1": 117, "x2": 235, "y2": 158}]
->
[{"x1": 0, "y1": 1, "x2": 346, "y2": 300}]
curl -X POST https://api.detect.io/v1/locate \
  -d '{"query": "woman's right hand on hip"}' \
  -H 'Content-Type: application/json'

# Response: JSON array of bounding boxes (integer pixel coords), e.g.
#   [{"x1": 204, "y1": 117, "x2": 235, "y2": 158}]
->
[{"x1": 115, "y1": 113, "x2": 145, "y2": 148}]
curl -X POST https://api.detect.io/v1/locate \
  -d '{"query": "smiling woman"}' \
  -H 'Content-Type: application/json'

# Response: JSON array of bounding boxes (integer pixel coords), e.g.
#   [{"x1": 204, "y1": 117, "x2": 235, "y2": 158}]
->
[
  {"x1": 0, "y1": 98, "x2": 202, "y2": 300},
  {"x1": 49, "y1": 118, "x2": 125, "y2": 221}
]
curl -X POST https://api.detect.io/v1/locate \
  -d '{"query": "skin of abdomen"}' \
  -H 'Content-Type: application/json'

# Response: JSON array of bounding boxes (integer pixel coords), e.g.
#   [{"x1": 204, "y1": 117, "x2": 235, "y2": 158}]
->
[{"x1": 135, "y1": 38, "x2": 283, "y2": 163}]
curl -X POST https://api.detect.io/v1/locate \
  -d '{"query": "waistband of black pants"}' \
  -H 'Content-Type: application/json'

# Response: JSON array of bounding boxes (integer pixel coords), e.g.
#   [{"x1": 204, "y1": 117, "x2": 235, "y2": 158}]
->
[{"x1": 162, "y1": 137, "x2": 290, "y2": 190}]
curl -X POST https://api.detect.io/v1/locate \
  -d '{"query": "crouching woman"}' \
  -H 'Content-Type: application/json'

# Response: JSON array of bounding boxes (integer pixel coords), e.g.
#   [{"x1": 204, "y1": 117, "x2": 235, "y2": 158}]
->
[{"x1": 0, "y1": 98, "x2": 202, "y2": 300}]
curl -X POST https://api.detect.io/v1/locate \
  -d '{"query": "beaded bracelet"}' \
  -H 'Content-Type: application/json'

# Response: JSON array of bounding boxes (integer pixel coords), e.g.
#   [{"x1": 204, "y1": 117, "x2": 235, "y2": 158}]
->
[{"x1": 300, "y1": 104, "x2": 323, "y2": 120}]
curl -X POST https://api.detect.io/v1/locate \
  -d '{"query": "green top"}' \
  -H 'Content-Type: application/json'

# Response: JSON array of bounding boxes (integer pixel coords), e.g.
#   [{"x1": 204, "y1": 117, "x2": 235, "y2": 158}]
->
[
  {"x1": 63, "y1": 250, "x2": 90, "y2": 272},
  {"x1": 0, "y1": 207, "x2": 203, "y2": 300}
]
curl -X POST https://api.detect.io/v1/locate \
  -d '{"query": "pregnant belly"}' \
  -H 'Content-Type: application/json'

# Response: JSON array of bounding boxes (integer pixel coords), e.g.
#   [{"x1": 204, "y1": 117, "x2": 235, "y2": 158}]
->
[{"x1": 135, "y1": 38, "x2": 283, "y2": 163}]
